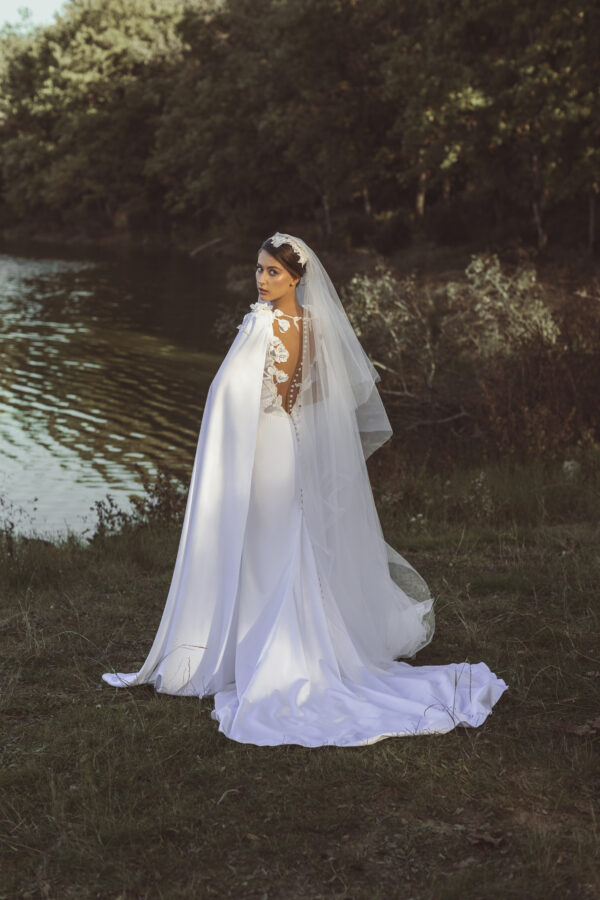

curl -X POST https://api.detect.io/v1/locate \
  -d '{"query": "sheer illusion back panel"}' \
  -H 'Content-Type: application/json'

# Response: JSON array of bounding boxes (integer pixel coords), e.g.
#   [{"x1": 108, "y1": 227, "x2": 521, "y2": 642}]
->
[{"x1": 271, "y1": 313, "x2": 303, "y2": 412}]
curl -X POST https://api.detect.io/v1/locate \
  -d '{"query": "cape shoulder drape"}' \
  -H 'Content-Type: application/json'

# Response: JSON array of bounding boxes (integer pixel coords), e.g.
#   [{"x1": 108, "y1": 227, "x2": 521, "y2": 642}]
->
[{"x1": 105, "y1": 307, "x2": 273, "y2": 694}]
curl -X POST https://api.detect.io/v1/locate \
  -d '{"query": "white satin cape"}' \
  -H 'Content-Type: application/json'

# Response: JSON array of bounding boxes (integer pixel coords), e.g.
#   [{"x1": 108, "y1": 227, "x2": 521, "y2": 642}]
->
[{"x1": 102, "y1": 304, "x2": 507, "y2": 746}]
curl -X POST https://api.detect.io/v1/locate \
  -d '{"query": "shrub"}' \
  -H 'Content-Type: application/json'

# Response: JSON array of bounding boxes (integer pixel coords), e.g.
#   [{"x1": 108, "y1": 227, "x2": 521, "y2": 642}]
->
[
  {"x1": 342, "y1": 253, "x2": 599, "y2": 459},
  {"x1": 89, "y1": 464, "x2": 188, "y2": 542}
]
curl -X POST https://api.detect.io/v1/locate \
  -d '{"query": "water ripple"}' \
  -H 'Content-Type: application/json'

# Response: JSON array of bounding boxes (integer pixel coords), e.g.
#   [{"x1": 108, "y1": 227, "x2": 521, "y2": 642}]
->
[{"x1": 0, "y1": 250, "x2": 227, "y2": 537}]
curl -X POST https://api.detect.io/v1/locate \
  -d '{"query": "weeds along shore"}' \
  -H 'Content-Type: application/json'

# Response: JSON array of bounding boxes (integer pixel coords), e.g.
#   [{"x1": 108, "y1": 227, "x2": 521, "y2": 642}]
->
[{"x1": 0, "y1": 458, "x2": 598, "y2": 898}]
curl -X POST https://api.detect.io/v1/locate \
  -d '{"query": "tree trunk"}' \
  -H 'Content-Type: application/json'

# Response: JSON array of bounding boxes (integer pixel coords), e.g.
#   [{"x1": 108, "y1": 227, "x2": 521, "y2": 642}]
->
[
  {"x1": 589, "y1": 189, "x2": 597, "y2": 254},
  {"x1": 416, "y1": 175, "x2": 426, "y2": 218},
  {"x1": 416, "y1": 148, "x2": 426, "y2": 218},
  {"x1": 362, "y1": 185, "x2": 372, "y2": 217},
  {"x1": 532, "y1": 199, "x2": 547, "y2": 250},
  {"x1": 531, "y1": 154, "x2": 548, "y2": 250},
  {"x1": 322, "y1": 192, "x2": 332, "y2": 237}
]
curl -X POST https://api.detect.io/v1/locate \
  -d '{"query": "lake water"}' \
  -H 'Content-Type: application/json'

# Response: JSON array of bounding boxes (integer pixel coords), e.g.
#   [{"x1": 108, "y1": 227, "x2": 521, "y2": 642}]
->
[{"x1": 0, "y1": 242, "x2": 247, "y2": 540}]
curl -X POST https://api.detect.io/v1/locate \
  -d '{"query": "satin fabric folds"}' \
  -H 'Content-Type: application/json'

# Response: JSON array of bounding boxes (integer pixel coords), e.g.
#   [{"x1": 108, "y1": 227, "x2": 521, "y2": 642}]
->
[
  {"x1": 103, "y1": 302, "x2": 507, "y2": 746},
  {"x1": 103, "y1": 307, "x2": 272, "y2": 696}
]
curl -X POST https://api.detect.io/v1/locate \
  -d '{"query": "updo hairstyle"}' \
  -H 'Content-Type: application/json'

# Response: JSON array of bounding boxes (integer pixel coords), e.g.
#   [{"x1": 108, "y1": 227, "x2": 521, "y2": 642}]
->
[{"x1": 260, "y1": 237, "x2": 307, "y2": 282}]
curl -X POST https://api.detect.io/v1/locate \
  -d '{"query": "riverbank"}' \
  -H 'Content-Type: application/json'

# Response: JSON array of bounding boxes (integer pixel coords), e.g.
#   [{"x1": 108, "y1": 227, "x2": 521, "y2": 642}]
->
[
  {"x1": 2, "y1": 234, "x2": 599, "y2": 540},
  {"x1": 1, "y1": 460, "x2": 598, "y2": 898},
  {"x1": 3, "y1": 222, "x2": 598, "y2": 330},
  {"x1": 0, "y1": 221, "x2": 389, "y2": 299}
]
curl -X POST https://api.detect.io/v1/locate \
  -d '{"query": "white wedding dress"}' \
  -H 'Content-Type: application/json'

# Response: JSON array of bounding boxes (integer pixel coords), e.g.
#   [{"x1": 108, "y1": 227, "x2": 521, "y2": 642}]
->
[{"x1": 103, "y1": 300, "x2": 507, "y2": 747}]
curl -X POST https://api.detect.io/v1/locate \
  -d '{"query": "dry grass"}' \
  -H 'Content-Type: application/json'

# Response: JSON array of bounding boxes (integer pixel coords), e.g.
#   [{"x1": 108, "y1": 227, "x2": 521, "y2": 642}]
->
[{"x1": 1, "y1": 464, "x2": 599, "y2": 899}]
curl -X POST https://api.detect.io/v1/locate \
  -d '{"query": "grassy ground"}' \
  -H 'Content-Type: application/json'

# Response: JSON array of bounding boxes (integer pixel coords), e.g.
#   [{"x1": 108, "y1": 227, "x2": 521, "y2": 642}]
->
[{"x1": 1, "y1": 461, "x2": 599, "y2": 899}]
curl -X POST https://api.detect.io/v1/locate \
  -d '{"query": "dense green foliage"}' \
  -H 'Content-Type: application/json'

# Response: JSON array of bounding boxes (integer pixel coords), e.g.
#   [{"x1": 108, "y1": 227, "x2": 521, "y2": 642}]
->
[{"x1": 1, "y1": 0, "x2": 599, "y2": 248}]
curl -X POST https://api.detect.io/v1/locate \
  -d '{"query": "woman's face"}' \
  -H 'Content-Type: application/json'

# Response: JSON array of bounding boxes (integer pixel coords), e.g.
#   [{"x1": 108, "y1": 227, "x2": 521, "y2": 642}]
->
[{"x1": 255, "y1": 249, "x2": 299, "y2": 303}]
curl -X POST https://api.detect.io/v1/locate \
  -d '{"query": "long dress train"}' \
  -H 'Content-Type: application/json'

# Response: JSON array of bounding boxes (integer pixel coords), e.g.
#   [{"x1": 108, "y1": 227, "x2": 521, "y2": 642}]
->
[
  {"x1": 103, "y1": 305, "x2": 507, "y2": 747},
  {"x1": 212, "y1": 391, "x2": 506, "y2": 746}
]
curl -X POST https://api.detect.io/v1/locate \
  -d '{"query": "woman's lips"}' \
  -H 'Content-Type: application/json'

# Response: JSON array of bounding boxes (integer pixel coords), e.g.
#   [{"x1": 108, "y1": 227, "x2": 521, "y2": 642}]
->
[{"x1": 259, "y1": 289, "x2": 268, "y2": 294}]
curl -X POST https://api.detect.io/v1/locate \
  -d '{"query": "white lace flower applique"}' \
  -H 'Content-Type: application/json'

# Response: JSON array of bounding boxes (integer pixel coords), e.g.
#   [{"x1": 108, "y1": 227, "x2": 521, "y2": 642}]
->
[
  {"x1": 265, "y1": 361, "x2": 289, "y2": 383},
  {"x1": 270, "y1": 335, "x2": 289, "y2": 364},
  {"x1": 269, "y1": 232, "x2": 309, "y2": 267},
  {"x1": 237, "y1": 298, "x2": 273, "y2": 334},
  {"x1": 262, "y1": 332, "x2": 290, "y2": 414},
  {"x1": 250, "y1": 299, "x2": 273, "y2": 314},
  {"x1": 273, "y1": 308, "x2": 302, "y2": 333},
  {"x1": 273, "y1": 311, "x2": 290, "y2": 333}
]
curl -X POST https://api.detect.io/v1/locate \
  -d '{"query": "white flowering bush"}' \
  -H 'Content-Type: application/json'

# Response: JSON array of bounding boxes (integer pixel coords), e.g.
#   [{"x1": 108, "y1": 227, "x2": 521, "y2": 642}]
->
[
  {"x1": 445, "y1": 254, "x2": 559, "y2": 358},
  {"x1": 343, "y1": 254, "x2": 597, "y2": 457},
  {"x1": 343, "y1": 265, "x2": 439, "y2": 392},
  {"x1": 343, "y1": 253, "x2": 558, "y2": 393}
]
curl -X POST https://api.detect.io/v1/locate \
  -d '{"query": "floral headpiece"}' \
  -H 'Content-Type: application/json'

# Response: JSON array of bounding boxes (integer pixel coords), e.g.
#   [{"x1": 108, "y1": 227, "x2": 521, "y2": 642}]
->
[{"x1": 268, "y1": 232, "x2": 309, "y2": 268}]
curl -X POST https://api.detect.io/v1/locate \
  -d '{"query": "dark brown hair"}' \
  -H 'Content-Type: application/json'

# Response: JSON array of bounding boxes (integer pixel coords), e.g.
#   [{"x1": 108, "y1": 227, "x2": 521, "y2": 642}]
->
[{"x1": 259, "y1": 237, "x2": 306, "y2": 281}]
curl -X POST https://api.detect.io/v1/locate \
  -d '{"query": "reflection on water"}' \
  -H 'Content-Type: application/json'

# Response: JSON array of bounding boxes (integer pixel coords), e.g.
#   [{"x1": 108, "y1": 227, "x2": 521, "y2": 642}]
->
[{"x1": 0, "y1": 246, "x2": 240, "y2": 538}]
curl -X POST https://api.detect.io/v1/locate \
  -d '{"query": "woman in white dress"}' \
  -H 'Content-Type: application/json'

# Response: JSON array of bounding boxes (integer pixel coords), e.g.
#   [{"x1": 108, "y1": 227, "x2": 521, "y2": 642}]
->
[{"x1": 103, "y1": 232, "x2": 507, "y2": 747}]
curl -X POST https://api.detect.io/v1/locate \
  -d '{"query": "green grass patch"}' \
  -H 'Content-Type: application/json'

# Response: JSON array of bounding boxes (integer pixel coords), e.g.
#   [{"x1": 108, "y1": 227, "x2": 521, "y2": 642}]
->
[{"x1": 1, "y1": 463, "x2": 599, "y2": 898}]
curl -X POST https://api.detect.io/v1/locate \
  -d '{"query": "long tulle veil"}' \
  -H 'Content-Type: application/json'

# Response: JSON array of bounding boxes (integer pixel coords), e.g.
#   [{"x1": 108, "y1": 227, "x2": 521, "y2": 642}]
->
[{"x1": 270, "y1": 233, "x2": 435, "y2": 663}]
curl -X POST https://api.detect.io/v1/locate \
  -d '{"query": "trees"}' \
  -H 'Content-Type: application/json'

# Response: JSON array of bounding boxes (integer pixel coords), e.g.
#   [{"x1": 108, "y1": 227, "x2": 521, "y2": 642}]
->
[
  {"x1": 0, "y1": 0, "x2": 186, "y2": 229},
  {"x1": 380, "y1": 0, "x2": 600, "y2": 249},
  {"x1": 0, "y1": 0, "x2": 597, "y2": 249},
  {"x1": 147, "y1": 0, "x2": 298, "y2": 231},
  {"x1": 148, "y1": 0, "x2": 394, "y2": 235}
]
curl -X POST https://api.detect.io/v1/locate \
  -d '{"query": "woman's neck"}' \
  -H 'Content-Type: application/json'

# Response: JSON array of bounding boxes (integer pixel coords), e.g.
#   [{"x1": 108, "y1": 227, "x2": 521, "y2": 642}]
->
[{"x1": 272, "y1": 294, "x2": 302, "y2": 317}]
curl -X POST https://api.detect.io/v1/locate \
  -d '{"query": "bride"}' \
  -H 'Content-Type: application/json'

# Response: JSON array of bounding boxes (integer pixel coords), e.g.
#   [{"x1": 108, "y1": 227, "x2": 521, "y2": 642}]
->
[{"x1": 103, "y1": 232, "x2": 507, "y2": 747}]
